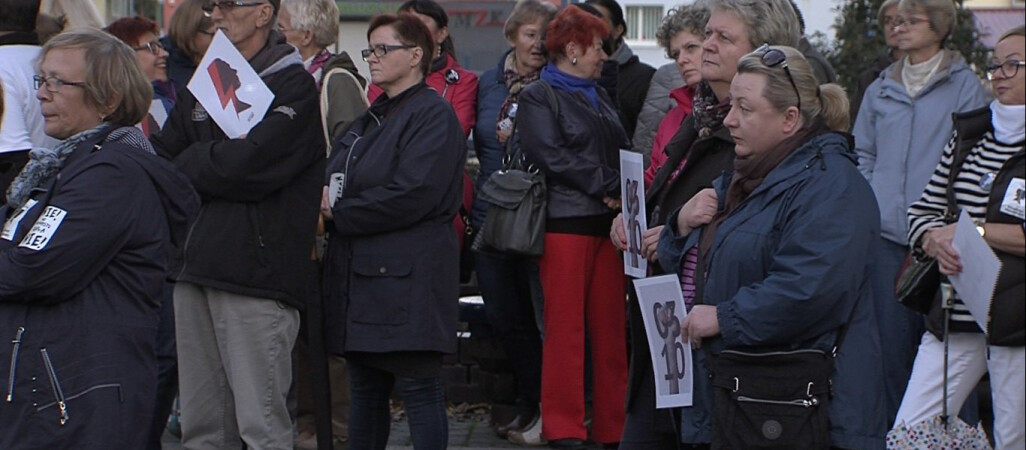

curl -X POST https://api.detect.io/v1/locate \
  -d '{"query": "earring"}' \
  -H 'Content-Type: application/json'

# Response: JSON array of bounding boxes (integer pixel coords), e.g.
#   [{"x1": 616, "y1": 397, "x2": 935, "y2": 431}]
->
[{"x1": 571, "y1": 56, "x2": 578, "y2": 65}]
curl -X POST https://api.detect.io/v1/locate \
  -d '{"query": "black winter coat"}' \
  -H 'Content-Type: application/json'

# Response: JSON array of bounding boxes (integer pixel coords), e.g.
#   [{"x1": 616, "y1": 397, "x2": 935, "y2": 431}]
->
[
  {"x1": 152, "y1": 35, "x2": 325, "y2": 310},
  {"x1": 517, "y1": 79, "x2": 628, "y2": 222},
  {"x1": 0, "y1": 128, "x2": 198, "y2": 449},
  {"x1": 322, "y1": 82, "x2": 464, "y2": 355}
]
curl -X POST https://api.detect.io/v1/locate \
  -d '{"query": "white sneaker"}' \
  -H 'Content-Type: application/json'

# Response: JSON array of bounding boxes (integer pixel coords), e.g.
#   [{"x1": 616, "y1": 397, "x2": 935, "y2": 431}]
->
[{"x1": 508, "y1": 415, "x2": 546, "y2": 446}]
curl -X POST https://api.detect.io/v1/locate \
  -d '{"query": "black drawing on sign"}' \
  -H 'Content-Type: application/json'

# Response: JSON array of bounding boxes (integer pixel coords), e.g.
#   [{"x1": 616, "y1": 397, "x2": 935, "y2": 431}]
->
[{"x1": 654, "y1": 301, "x2": 686, "y2": 394}]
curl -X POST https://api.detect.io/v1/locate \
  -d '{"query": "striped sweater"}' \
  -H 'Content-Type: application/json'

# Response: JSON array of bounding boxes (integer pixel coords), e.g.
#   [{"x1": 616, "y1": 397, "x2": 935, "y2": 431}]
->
[{"x1": 908, "y1": 131, "x2": 1022, "y2": 327}]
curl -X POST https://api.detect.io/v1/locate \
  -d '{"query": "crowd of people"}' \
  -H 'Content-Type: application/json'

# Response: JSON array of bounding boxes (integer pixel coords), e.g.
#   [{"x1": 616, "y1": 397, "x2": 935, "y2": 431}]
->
[{"x1": 0, "y1": 0, "x2": 1022, "y2": 449}]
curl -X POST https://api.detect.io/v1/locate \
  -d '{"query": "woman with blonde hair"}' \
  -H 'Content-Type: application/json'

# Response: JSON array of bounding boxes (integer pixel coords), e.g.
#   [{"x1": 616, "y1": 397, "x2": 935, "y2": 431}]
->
[
  {"x1": 659, "y1": 44, "x2": 881, "y2": 448},
  {"x1": 0, "y1": 28, "x2": 197, "y2": 448},
  {"x1": 162, "y1": 0, "x2": 216, "y2": 92}
]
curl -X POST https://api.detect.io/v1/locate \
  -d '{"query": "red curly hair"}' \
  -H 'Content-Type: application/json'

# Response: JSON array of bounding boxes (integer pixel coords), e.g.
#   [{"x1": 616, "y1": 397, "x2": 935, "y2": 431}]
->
[
  {"x1": 104, "y1": 16, "x2": 159, "y2": 47},
  {"x1": 545, "y1": 5, "x2": 610, "y2": 61}
]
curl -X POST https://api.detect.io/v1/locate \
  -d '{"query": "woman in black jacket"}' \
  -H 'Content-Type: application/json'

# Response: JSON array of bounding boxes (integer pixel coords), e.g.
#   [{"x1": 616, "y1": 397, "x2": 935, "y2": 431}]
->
[
  {"x1": 319, "y1": 13, "x2": 464, "y2": 450},
  {"x1": 516, "y1": 6, "x2": 628, "y2": 448}
]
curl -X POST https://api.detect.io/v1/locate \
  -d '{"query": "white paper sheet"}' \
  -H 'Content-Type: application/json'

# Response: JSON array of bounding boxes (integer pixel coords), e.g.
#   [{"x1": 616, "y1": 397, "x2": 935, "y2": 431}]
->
[
  {"x1": 949, "y1": 210, "x2": 1002, "y2": 332},
  {"x1": 633, "y1": 275, "x2": 694, "y2": 408},
  {"x1": 187, "y1": 30, "x2": 274, "y2": 138},
  {"x1": 620, "y1": 150, "x2": 648, "y2": 278}
]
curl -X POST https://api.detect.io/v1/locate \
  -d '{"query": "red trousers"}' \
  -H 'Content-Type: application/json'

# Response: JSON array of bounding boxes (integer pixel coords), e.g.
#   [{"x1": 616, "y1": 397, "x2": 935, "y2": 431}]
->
[{"x1": 538, "y1": 233, "x2": 627, "y2": 443}]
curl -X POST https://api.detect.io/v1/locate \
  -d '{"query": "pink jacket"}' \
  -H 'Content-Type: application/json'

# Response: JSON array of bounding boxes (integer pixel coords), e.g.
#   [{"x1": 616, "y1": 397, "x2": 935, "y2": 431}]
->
[{"x1": 644, "y1": 85, "x2": 695, "y2": 186}]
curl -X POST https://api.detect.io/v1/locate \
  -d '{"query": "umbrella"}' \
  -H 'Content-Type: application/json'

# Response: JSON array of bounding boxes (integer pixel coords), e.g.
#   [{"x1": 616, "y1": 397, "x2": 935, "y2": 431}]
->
[
  {"x1": 884, "y1": 283, "x2": 993, "y2": 450},
  {"x1": 886, "y1": 416, "x2": 991, "y2": 449}
]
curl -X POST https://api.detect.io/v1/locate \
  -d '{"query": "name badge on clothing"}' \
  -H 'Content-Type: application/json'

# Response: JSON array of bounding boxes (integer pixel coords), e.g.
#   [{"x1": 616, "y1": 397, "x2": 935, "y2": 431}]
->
[
  {"x1": 1000, "y1": 177, "x2": 1025, "y2": 219},
  {"x1": 1, "y1": 199, "x2": 38, "y2": 241},
  {"x1": 18, "y1": 206, "x2": 67, "y2": 250}
]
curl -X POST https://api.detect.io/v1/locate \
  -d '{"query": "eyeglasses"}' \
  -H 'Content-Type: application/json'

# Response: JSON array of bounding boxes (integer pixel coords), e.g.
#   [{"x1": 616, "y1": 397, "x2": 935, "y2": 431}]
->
[
  {"x1": 360, "y1": 44, "x2": 416, "y2": 61},
  {"x1": 133, "y1": 40, "x2": 165, "y2": 55},
  {"x1": 33, "y1": 75, "x2": 87, "y2": 93},
  {"x1": 881, "y1": 15, "x2": 899, "y2": 27},
  {"x1": 202, "y1": 1, "x2": 265, "y2": 16},
  {"x1": 986, "y1": 59, "x2": 1025, "y2": 80},
  {"x1": 890, "y1": 16, "x2": 929, "y2": 29},
  {"x1": 756, "y1": 44, "x2": 801, "y2": 111}
]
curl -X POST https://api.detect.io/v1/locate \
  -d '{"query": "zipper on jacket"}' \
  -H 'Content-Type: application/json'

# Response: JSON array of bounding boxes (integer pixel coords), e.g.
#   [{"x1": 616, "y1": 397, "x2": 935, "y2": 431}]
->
[
  {"x1": 175, "y1": 207, "x2": 204, "y2": 279},
  {"x1": 40, "y1": 348, "x2": 68, "y2": 425},
  {"x1": 6, "y1": 327, "x2": 25, "y2": 402},
  {"x1": 737, "y1": 395, "x2": 819, "y2": 408}
]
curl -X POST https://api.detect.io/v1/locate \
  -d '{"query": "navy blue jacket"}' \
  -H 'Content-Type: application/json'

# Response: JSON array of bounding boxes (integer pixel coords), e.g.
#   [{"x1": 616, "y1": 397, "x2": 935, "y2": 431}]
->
[
  {"x1": 658, "y1": 132, "x2": 883, "y2": 445},
  {"x1": 0, "y1": 128, "x2": 199, "y2": 449},
  {"x1": 322, "y1": 82, "x2": 464, "y2": 355},
  {"x1": 470, "y1": 51, "x2": 511, "y2": 230}
]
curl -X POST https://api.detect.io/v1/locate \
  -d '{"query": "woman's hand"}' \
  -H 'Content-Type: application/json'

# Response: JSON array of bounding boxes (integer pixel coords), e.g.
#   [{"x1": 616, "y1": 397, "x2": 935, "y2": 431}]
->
[
  {"x1": 610, "y1": 213, "x2": 627, "y2": 250},
  {"x1": 681, "y1": 305, "x2": 720, "y2": 349},
  {"x1": 921, "y1": 224, "x2": 961, "y2": 275},
  {"x1": 320, "y1": 186, "x2": 333, "y2": 221},
  {"x1": 603, "y1": 196, "x2": 622, "y2": 210},
  {"x1": 641, "y1": 225, "x2": 664, "y2": 262},
  {"x1": 675, "y1": 188, "x2": 718, "y2": 236}
]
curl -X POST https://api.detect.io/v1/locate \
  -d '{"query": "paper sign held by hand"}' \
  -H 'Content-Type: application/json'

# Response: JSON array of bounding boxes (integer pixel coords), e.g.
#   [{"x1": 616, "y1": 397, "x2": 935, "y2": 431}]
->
[
  {"x1": 634, "y1": 275, "x2": 694, "y2": 408},
  {"x1": 188, "y1": 30, "x2": 274, "y2": 138},
  {"x1": 620, "y1": 150, "x2": 648, "y2": 278}
]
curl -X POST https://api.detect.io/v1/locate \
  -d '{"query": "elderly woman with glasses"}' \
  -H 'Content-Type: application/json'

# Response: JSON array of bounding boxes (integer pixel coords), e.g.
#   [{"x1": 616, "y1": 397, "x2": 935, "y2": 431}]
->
[
  {"x1": 319, "y1": 13, "x2": 464, "y2": 450},
  {"x1": 852, "y1": 0, "x2": 989, "y2": 428},
  {"x1": 0, "y1": 28, "x2": 197, "y2": 449},
  {"x1": 658, "y1": 45, "x2": 880, "y2": 448},
  {"x1": 894, "y1": 25, "x2": 1025, "y2": 449}
]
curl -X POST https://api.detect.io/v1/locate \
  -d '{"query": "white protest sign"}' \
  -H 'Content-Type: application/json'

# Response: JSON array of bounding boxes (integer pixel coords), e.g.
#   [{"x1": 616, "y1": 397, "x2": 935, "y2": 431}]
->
[
  {"x1": 187, "y1": 30, "x2": 274, "y2": 138},
  {"x1": 634, "y1": 275, "x2": 693, "y2": 408},
  {"x1": 620, "y1": 150, "x2": 648, "y2": 278},
  {"x1": 949, "y1": 210, "x2": 1002, "y2": 332}
]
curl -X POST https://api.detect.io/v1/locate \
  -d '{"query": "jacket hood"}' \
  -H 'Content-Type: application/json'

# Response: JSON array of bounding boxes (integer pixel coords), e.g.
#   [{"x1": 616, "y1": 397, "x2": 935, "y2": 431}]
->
[
  {"x1": 100, "y1": 127, "x2": 200, "y2": 254},
  {"x1": 610, "y1": 41, "x2": 636, "y2": 66},
  {"x1": 323, "y1": 51, "x2": 367, "y2": 89},
  {"x1": 251, "y1": 30, "x2": 303, "y2": 77}
]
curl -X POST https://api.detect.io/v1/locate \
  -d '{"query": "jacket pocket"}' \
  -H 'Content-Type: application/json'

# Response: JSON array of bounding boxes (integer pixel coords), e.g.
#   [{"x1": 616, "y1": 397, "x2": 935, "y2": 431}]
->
[
  {"x1": 39, "y1": 348, "x2": 68, "y2": 426},
  {"x1": 349, "y1": 256, "x2": 413, "y2": 325}
]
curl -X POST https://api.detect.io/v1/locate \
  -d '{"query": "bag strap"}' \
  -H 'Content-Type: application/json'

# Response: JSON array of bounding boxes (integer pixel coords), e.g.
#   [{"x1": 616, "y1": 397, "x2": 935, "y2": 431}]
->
[{"x1": 502, "y1": 80, "x2": 560, "y2": 168}]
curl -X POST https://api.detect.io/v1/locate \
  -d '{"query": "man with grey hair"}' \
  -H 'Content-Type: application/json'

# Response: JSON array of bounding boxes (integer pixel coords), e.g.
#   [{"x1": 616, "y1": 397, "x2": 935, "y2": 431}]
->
[{"x1": 151, "y1": 0, "x2": 325, "y2": 448}]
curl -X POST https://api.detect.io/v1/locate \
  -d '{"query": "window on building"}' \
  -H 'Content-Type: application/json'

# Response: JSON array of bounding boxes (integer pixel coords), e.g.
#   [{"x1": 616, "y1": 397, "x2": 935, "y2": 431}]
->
[{"x1": 626, "y1": 5, "x2": 664, "y2": 41}]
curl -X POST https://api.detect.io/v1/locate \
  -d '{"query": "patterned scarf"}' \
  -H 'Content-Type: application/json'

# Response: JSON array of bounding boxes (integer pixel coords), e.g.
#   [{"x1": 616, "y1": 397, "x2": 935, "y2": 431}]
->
[
  {"x1": 496, "y1": 52, "x2": 540, "y2": 145},
  {"x1": 6, "y1": 124, "x2": 156, "y2": 209},
  {"x1": 690, "y1": 80, "x2": 731, "y2": 138}
]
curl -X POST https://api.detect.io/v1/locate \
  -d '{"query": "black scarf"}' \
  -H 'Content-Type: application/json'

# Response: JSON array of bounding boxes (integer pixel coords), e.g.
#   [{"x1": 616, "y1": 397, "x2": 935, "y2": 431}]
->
[{"x1": 690, "y1": 81, "x2": 731, "y2": 138}]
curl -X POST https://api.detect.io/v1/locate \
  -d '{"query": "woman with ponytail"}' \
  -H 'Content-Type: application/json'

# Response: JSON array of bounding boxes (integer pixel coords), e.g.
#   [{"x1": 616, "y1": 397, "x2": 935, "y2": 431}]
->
[{"x1": 657, "y1": 45, "x2": 884, "y2": 448}]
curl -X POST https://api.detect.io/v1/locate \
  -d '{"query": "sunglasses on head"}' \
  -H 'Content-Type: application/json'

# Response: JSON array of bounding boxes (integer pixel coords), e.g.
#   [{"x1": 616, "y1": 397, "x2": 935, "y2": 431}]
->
[{"x1": 755, "y1": 44, "x2": 801, "y2": 111}]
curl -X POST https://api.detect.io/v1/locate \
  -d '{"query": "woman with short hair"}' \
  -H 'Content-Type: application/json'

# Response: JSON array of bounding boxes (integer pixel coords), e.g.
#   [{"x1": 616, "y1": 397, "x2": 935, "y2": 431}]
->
[
  {"x1": 471, "y1": 0, "x2": 556, "y2": 444},
  {"x1": 852, "y1": 0, "x2": 989, "y2": 428},
  {"x1": 515, "y1": 6, "x2": 628, "y2": 448},
  {"x1": 0, "y1": 28, "x2": 198, "y2": 449},
  {"x1": 105, "y1": 16, "x2": 174, "y2": 138},
  {"x1": 320, "y1": 13, "x2": 465, "y2": 450}
]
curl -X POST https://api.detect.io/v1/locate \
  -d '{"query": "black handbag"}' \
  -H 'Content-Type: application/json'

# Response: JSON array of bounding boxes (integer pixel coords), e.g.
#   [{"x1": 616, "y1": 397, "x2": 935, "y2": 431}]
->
[
  {"x1": 895, "y1": 140, "x2": 968, "y2": 314},
  {"x1": 709, "y1": 349, "x2": 834, "y2": 449},
  {"x1": 894, "y1": 250, "x2": 941, "y2": 314},
  {"x1": 473, "y1": 158, "x2": 547, "y2": 257},
  {"x1": 472, "y1": 81, "x2": 558, "y2": 258}
]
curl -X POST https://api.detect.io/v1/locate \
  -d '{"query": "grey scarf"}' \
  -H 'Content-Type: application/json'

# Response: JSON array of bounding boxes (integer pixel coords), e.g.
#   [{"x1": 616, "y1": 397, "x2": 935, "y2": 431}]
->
[{"x1": 5, "y1": 124, "x2": 155, "y2": 209}]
